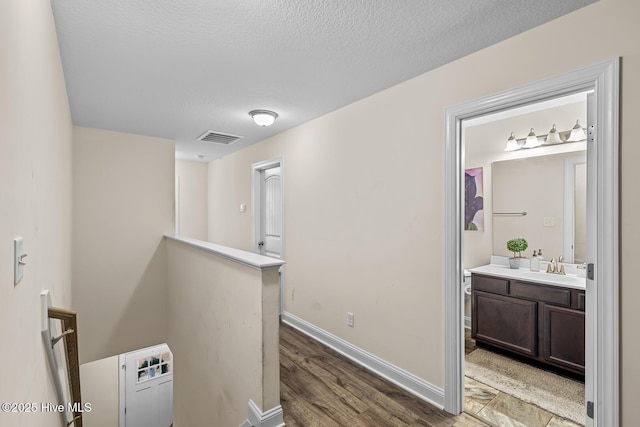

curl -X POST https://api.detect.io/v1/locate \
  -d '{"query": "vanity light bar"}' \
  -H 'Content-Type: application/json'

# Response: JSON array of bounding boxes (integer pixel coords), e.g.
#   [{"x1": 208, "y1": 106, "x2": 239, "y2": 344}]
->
[{"x1": 504, "y1": 121, "x2": 586, "y2": 152}]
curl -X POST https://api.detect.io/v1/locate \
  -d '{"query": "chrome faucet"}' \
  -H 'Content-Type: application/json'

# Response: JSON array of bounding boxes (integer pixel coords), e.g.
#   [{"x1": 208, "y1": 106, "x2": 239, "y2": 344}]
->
[{"x1": 546, "y1": 256, "x2": 566, "y2": 275}]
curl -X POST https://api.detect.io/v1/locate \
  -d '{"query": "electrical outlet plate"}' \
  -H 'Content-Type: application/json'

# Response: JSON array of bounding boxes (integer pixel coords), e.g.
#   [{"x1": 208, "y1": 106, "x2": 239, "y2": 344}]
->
[
  {"x1": 14, "y1": 237, "x2": 24, "y2": 285},
  {"x1": 347, "y1": 312, "x2": 354, "y2": 328}
]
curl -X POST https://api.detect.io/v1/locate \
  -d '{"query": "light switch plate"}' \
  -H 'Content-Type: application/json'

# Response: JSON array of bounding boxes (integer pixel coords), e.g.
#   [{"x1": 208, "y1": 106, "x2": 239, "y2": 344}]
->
[
  {"x1": 14, "y1": 237, "x2": 24, "y2": 286},
  {"x1": 543, "y1": 217, "x2": 555, "y2": 227}
]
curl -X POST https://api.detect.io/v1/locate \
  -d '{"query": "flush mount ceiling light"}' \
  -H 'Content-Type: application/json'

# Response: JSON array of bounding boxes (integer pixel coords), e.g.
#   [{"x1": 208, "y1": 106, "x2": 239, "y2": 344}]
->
[{"x1": 249, "y1": 110, "x2": 278, "y2": 127}]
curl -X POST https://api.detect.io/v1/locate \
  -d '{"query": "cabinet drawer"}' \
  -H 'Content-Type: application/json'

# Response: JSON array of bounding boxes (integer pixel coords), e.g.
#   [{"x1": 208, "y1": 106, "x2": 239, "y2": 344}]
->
[
  {"x1": 511, "y1": 281, "x2": 571, "y2": 307},
  {"x1": 472, "y1": 274, "x2": 509, "y2": 295}
]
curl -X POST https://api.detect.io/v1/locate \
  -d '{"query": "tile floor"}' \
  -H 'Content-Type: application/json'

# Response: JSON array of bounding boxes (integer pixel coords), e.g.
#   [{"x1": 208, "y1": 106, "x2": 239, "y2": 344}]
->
[{"x1": 464, "y1": 331, "x2": 583, "y2": 427}]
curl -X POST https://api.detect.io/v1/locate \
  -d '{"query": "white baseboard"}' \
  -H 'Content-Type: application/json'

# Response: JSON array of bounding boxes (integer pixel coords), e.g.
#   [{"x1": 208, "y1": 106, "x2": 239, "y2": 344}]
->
[
  {"x1": 281, "y1": 312, "x2": 444, "y2": 409},
  {"x1": 464, "y1": 316, "x2": 471, "y2": 330},
  {"x1": 240, "y1": 400, "x2": 284, "y2": 427}
]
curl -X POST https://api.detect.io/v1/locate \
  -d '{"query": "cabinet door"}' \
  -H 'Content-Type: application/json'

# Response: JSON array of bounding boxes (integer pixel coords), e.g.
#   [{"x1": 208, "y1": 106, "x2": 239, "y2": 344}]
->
[
  {"x1": 472, "y1": 291, "x2": 538, "y2": 357},
  {"x1": 543, "y1": 304, "x2": 585, "y2": 372}
]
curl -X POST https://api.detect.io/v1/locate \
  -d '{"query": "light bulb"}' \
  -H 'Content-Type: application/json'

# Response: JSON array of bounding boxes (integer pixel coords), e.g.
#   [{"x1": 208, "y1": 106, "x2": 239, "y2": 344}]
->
[
  {"x1": 523, "y1": 128, "x2": 540, "y2": 148},
  {"x1": 544, "y1": 124, "x2": 563, "y2": 145},
  {"x1": 504, "y1": 132, "x2": 519, "y2": 151},
  {"x1": 567, "y1": 120, "x2": 586, "y2": 142}
]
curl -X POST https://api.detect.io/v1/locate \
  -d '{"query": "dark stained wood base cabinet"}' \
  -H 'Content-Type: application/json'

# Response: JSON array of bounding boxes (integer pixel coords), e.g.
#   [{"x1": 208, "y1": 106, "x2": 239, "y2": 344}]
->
[
  {"x1": 471, "y1": 273, "x2": 585, "y2": 376},
  {"x1": 473, "y1": 291, "x2": 538, "y2": 357},
  {"x1": 543, "y1": 304, "x2": 585, "y2": 372}
]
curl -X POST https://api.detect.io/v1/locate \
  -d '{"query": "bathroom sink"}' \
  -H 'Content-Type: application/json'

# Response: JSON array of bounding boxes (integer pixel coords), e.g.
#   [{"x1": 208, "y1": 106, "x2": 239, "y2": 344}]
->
[
  {"x1": 468, "y1": 264, "x2": 586, "y2": 290},
  {"x1": 516, "y1": 269, "x2": 584, "y2": 288}
]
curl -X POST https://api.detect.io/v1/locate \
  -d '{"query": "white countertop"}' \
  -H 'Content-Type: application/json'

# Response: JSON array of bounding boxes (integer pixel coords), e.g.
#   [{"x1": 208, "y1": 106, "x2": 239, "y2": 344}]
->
[
  {"x1": 469, "y1": 264, "x2": 586, "y2": 290},
  {"x1": 165, "y1": 235, "x2": 285, "y2": 271}
]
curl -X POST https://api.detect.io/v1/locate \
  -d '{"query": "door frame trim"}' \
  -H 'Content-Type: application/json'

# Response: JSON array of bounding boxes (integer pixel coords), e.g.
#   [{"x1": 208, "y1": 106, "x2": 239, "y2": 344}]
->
[
  {"x1": 564, "y1": 155, "x2": 587, "y2": 263},
  {"x1": 444, "y1": 58, "x2": 619, "y2": 426},
  {"x1": 252, "y1": 157, "x2": 285, "y2": 314},
  {"x1": 118, "y1": 353, "x2": 125, "y2": 427}
]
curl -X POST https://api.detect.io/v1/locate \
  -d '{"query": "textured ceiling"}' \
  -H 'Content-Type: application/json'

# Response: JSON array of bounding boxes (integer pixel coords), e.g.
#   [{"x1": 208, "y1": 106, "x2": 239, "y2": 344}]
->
[{"x1": 51, "y1": 0, "x2": 596, "y2": 162}]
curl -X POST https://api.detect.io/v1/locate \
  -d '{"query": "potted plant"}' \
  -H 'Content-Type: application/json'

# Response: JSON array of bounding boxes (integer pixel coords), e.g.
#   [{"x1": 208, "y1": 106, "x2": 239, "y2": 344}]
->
[{"x1": 506, "y1": 237, "x2": 528, "y2": 269}]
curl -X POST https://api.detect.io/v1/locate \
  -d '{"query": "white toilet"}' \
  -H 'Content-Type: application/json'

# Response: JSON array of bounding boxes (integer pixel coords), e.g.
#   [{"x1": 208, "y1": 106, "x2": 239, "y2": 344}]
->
[
  {"x1": 463, "y1": 269, "x2": 472, "y2": 329},
  {"x1": 463, "y1": 269, "x2": 472, "y2": 299}
]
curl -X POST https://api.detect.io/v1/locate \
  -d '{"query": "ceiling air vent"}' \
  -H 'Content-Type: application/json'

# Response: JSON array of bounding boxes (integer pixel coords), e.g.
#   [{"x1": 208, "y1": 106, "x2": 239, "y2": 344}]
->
[{"x1": 197, "y1": 130, "x2": 243, "y2": 145}]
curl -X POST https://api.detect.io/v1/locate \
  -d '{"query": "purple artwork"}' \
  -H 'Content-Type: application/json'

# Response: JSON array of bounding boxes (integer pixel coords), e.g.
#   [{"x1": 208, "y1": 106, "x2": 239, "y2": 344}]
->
[{"x1": 465, "y1": 167, "x2": 484, "y2": 231}]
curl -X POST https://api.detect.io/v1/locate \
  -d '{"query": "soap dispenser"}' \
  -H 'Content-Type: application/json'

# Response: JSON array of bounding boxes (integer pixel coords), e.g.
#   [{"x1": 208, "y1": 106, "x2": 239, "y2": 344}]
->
[
  {"x1": 530, "y1": 251, "x2": 539, "y2": 272},
  {"x1": 537, "y1": 249, "x2": 543, "y2": 262}
]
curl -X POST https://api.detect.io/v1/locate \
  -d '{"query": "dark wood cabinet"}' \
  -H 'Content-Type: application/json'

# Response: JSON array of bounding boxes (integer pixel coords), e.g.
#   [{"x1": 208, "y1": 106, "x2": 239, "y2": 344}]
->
[
  {"x1": 473, "y1": 291, "x2": 538, "y2": 357},
  {"x1": 543, "y1": 304, "x2": 585, "y2": 371},
  {"x1": 471, "y1": 273, "x2": 585, "y2": 376}
]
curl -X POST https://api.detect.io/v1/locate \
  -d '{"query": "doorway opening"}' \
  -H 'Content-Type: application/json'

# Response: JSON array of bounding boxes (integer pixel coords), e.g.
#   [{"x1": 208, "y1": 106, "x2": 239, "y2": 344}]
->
[
  {"x1": 252, "y1": 157, "x2": 285, "y2": 313},
  {"x1": 462, "y1": 93, "x2": 588, "y2": 426},
  {"x1": 444, "y1": 59, "x2": 619, "y2": 426}
]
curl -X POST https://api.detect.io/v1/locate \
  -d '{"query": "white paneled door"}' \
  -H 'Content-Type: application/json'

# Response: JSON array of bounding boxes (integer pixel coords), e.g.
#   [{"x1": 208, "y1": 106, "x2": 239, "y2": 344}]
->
[{"x1": 259, "y1": 166, "x2": 282, "y2": 258}]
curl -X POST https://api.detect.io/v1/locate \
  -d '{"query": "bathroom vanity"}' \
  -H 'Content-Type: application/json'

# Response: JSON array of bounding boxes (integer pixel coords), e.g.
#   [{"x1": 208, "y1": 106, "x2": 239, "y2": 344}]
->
[{"x1": 469, "y1": 264, "x2": 586, "y2": 376}]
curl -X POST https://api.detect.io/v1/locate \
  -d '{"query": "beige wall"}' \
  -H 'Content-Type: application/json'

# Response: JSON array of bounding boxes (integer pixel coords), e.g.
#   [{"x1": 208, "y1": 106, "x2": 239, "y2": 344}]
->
[
  {"x1": 0, "y1": 0, "x2": 73, "y2": 425},
  {"x1": 208, "y1": 158, "x2": 254, "y2": 248},
  {"x1": 207, "y1": 0, "x2": 640, "y2": 423},
  {"x1": 73, "y1": 127, "x2": 175, "y2": 364},
  {"x1": 175, "y1": 160, "x2": 208, "y2": 240},
  {"x1": 166, "y1": 239, "x2": 281, "y2": 426},
  {"x1": 80, "y1": 356, "x2": 119, "y2": 427}
]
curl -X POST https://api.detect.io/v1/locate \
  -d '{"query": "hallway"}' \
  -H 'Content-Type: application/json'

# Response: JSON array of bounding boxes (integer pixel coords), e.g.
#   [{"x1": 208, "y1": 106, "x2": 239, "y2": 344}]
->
[{"x1": 279, "y1": 323, "x2": 487, "y2": 426}]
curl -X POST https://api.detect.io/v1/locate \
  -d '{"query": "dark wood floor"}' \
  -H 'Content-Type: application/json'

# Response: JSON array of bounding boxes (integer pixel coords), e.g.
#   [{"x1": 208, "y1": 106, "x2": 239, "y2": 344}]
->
[{"x1": 280, "y1": 322, "x2": 489, "y2": 426}]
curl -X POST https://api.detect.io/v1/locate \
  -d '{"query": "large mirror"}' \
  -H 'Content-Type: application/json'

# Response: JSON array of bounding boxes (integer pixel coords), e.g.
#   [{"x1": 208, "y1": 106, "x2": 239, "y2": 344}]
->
[
  {"x1": 492, "y1": 151, "x2": 586, "y2": 263},
  {"x1": 462, "y1": 94, "x2": 588, "y2": 269}
]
